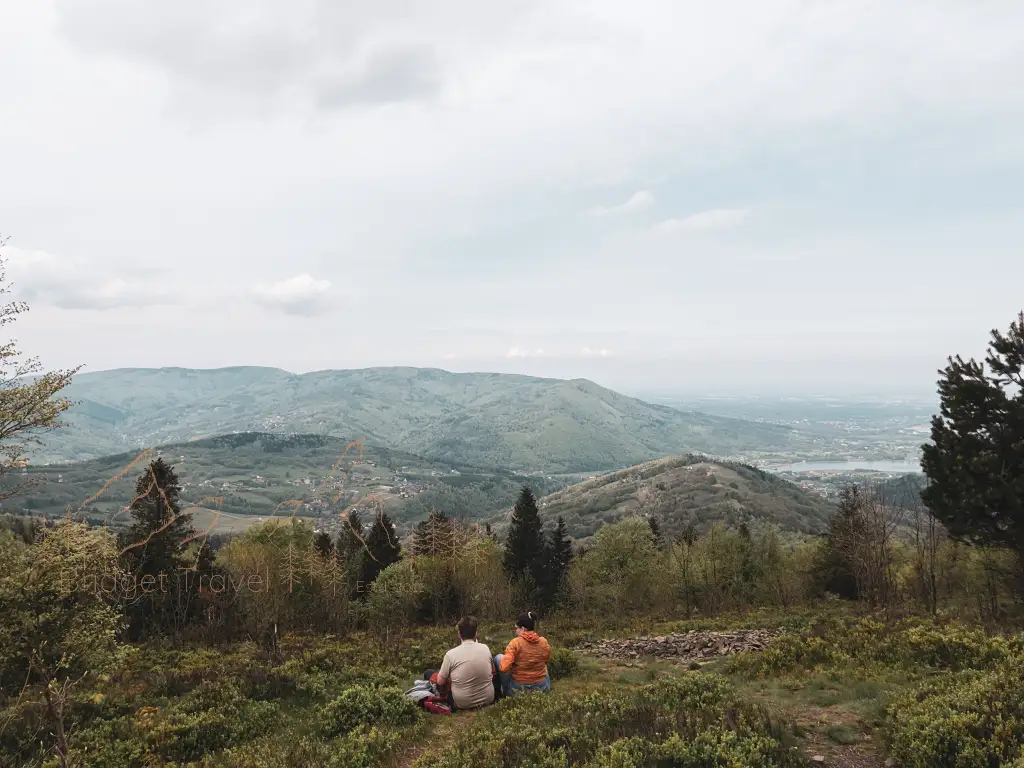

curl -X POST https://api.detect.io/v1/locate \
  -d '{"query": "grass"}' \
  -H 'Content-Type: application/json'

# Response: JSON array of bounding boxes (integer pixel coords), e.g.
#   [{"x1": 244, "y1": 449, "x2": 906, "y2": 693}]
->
[{"x1": 7, "y1": 610, "x2": 1024, "y2": 767}]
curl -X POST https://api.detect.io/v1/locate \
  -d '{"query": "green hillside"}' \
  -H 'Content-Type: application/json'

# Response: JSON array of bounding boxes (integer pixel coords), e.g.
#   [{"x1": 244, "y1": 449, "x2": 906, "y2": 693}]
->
[
  {"x1": 492, "y1": 454, "x2": 836, "y2": 543},
  {"x1": 5, "y1": 432, "x2": 569, "y2": 535},
  {"x1": 38, "y1": 366, "x2": 801, "y2": 472}
]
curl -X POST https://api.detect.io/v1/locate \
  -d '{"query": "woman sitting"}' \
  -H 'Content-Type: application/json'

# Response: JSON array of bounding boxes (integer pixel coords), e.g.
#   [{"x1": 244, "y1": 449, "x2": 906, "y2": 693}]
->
[{"x1": 494, "y1": 611, "x2": 551, "y2": 696}]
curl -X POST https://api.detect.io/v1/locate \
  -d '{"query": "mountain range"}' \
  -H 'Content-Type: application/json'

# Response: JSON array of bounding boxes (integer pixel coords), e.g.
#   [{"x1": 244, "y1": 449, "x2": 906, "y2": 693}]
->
[{"x1": 41, "y1": 366, "x2": 802, "y2": 473}]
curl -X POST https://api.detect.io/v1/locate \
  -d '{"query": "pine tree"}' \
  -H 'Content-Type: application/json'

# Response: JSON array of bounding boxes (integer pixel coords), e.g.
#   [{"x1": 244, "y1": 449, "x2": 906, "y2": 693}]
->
[
  {"x1": 412, "y1": 507, "x2": 455, "y2": 557},
  {"x1": 118, "y1": 458, "x2": 198, "y2": 637},
  {"x1": 121, "y1": 458, "x2": 193, "y2": 578},
  {"x1": 922, "y1": 311, "x2": 1024, "y2": 580},
  {"x1": 337, "y1": 510, "x2": 364, "y2": 560},
  {"x1": 313, "y1": 531, "x2": 334, "y2": 559},
  {"x1": 358, "y1": 511, "x2": 402, "y2": 591},
  {"x1": 503, "y1": 485, "x2": 545, "y2": 584},
  {"x1": 647, "y1": 516, "x2": 664, "y2": 548},
  {"x1": 541, "y1": 516, "x2": 573, "y2": 607}
]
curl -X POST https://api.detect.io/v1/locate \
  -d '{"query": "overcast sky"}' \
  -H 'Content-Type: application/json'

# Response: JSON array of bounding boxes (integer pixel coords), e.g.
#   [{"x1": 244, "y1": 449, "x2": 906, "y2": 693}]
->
[{"x1": 3, "y1": 0, "x2": 1023, "y2": 398}]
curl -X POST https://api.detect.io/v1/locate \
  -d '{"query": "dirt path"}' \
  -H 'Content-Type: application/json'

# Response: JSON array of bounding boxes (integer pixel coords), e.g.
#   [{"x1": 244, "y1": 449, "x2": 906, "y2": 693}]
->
[{"x1": 394, "y1": 710, "x2": 477, "y2": 768}]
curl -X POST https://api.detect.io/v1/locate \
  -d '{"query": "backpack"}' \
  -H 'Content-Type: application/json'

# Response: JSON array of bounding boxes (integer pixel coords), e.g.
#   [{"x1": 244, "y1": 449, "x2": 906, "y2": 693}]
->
[{"x1": 421, "y1": 696, "x2": 451, "y2": 715}]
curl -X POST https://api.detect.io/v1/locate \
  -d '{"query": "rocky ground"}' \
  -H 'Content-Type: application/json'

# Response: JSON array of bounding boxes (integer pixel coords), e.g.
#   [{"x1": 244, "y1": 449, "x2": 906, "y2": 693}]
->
[{"x1": 577, "y1": 629, "x2": 784, "y2": 663}]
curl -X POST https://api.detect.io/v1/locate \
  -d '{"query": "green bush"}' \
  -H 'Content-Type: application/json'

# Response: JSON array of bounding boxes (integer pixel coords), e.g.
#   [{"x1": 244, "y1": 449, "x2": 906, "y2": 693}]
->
[
  {"x1": 196, "y1": 726, "x2": 411, "y2": 768},
  {"x1": 547, "y1": 648, "x2": 582, "y2": 679},
  {"x1": 60, "y1": 681, "x2": 279, "y2": 767},
  {"x1": 886, "y1": 656, "x2": 1024, "y2": 767},
  {"x1": 318, "y1": 685, "x2": 418, "y2": 738},
  {"x1": 414, "y1": 674, "x2": 802, "y2": 767}
]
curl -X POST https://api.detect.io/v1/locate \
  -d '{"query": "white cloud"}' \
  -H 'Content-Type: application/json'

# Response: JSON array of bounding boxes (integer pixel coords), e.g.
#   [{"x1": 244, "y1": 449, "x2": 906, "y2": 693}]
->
[
  {"x1": 651, "y1": 208, "x2": 749, "y2": 234},
  {"x1": 250, "y1": 274, "x2": 333, "y2": 316},
  {"x1": 442, "y1": 351, "x2": 457, "y2": 360},
  {"x1": 581, "y1": 346, "x2": 612, "y2": 358},
  {"x1": 506, "y1": 347, "x2": 546, "y2": 358},
  {"x1": 3, "y1": 246, "x2": 175, "y2": 310},
  {"x1": 587, "y1": 190, "x2": 654, "y2": 217}
]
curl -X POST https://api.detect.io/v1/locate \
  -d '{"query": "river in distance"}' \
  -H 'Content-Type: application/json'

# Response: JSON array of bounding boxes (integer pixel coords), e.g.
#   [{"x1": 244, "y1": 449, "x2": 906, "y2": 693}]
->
[{"x1": 768, "y1": 460, "x2": 922, "y2": 473}]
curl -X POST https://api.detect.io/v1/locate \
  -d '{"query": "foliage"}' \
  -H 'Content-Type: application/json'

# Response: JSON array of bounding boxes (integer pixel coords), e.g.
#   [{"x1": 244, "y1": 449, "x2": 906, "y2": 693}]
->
[
  {"x1": 414, "y1": 674, "x2": 803, "y2": 767},
  {"x1": 886, "y1": 655, "x2": 1024, "y2": 766},
  {"x1": 546, "y1": 648, "x2": 581, "y2": 679},
  {"x1": 922, "y1": 310, "x2": 1024, "y2": 573},
  {"x1": 0, "y1": 242, "x2": 81, "y2": 501},
  {"x1": 504, "y1": 486, "x2": 544, "y2": 576},
  {"x1": 0, "y1": 522, "x2": 125, "y2": 766},
  {"x1": 317, "y1": 684, "x2": 418, "y2": 738}
]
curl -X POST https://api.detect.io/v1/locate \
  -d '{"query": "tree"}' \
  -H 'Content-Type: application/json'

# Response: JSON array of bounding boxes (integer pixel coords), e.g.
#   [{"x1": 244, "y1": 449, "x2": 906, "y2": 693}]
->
[
  {"x1": 503, "y1": 485, "x2": 545, "y2": 589},
  {"x1": 118, "y1": 458, "x2": 200, "y2": 637},
  {"x1": 922, "y1": 311, "x2": 1024, "y2": 583},
  {"x1": 358, "y1": 511, "x2": 402, "y2": 593},
  {"x1": 0, "y1": 522, "x2": 125, "y2": 767},
  {"x1": 412, "y1": 507, "x2": 457, "y2": 557},
  {"x1": 0, "y1": 239, "x2": 81, "y2": 501},
  {"x1": 313, "y1": 530, "x2": 334, "y2": 559},
  {"x1": 647, "y1": 516, "x2": 665, "y2": 549},
  {"x1": 541, "y1": 516, "x2": 573, "y2": 608}
]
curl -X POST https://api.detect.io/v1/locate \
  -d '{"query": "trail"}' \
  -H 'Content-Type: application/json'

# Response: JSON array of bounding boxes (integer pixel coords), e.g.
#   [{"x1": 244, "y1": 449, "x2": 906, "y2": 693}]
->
[{"x1": 395, "y1": 710, "x2": 477, "y2": 768}]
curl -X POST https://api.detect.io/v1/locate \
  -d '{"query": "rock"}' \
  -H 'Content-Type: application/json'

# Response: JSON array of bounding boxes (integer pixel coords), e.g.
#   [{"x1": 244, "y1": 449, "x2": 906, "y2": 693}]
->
[
  {"x1": 577, "y1": 628, "x2": 785, "y2": 664},
  {"x1": 811, "y1": 756, "x2": 825, "y2": 763}
]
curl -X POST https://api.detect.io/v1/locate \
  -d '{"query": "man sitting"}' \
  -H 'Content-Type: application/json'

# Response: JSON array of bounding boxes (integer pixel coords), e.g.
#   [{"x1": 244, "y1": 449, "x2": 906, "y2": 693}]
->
[{"x1": 429, "y1": 616, "x2": 496, "y2": 711}]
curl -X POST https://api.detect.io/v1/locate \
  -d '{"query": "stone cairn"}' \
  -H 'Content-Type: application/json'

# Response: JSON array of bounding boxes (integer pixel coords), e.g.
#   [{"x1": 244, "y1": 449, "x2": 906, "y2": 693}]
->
[{"x1": 578, "y1": 629, "x2": 782, "y2": 664}]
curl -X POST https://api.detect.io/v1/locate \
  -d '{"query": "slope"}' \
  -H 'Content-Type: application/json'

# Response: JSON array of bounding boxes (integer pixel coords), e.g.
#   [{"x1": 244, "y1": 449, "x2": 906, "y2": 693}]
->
[
  {"x1": 492, "y1": 455, "x2": 836, "y2": 542},
  {"x1": 8, "y1": 432, "x2": 569, "y2": 534},
  {"x1": 39, "y1": 366, "x2": 801, "y2": 472}
]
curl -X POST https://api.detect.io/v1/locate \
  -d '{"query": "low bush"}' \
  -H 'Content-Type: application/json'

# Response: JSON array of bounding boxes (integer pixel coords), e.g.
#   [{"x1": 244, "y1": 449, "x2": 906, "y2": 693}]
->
[
  {"x1": 886, "y1": 656, "x2": 1024, "y2": 767},
  {"x1": 547, "y1": 648, "x2": 582, "y2": 679},
  {"x1": 318, "y1": 684, "x2": 418, "y2": 738},
  {"x1": 414, "y1": 674, "x2": 803, "y2": 767}
]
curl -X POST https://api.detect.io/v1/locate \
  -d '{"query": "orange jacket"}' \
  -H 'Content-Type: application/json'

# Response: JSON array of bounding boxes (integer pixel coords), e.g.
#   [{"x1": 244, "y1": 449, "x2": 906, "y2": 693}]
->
[{"x1": 499, "y1": 631, "x2": 551, "y2": 684}]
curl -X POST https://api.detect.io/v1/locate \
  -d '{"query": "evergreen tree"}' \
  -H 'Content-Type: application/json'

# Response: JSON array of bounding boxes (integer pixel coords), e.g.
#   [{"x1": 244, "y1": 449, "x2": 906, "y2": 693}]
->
[
  {"x1": 541, "y1": 516, "x2": 573, "y2": 607},
  {"x1": 922, "y1": 311, "x2": 1024, "y2": 579},
  {"x1": 121, "y1": 458, "x2": 193, "y2": 578},
  {"x1": 358, "y1": 511, "x2": 402, "y2": 592},
  {"x1": 412, "y1": 507, "x2": 455, "y2": 557},
  {"x1": 336, "y1": 510, "x2": 364, "y2": 561},
  {"x1": 484, "y1": 522, "x2": 497, "y2": 542},
  {"x1": 810, "y1": 485, "x2": 864, "y2": 600},
  {"x1": 313, "y1": 530, "x2": 334, "y2": 559},
  {"x1": 503, "y1": 485, "x2": 545, "y2": 583},
  {"x1": 118, "y1": 458, "x2": 201, "y2": 637},
  {"x1": 647, "y1": 516, "x2": 664, "y2": 548}
]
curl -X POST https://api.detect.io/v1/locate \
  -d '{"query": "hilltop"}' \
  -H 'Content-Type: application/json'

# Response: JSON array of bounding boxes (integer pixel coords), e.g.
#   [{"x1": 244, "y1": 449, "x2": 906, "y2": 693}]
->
[
  {"x1": 41, "y1": 366, "x2": 801, "y2": 472},
  {"x1": 9, "y1": 432, "x2": 570, "y2": 534},
  {"x1": 493, "y1": 454, "x2": 835, "y2": 542}
]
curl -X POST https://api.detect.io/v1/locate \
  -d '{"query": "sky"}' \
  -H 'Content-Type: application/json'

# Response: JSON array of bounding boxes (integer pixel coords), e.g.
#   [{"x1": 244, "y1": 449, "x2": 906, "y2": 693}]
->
[{"x1": 3, "y1": 0, "x2": 1024, "y2": 398}]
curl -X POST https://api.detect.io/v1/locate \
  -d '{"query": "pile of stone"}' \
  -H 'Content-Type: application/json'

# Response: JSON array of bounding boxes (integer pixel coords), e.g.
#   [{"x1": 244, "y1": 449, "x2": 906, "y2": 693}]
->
[{"x1": 578, "y1": 629, "x2": 782, "y2": 663}]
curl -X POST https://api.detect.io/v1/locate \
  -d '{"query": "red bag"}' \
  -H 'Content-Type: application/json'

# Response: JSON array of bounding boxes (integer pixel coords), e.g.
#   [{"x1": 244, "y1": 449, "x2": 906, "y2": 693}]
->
[{"x1": 421, "y1": 696, "x2": 451, "y2": 715}]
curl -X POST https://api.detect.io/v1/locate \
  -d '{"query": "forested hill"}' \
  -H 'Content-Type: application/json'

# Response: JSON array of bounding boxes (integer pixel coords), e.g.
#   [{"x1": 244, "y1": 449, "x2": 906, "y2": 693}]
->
[
  {"x1": 39, "y1": 366, "x2": 800, "y2": 472},
  {"x1": 7, "y1": 432, "x2": 569, "y2": 529},
  {"x1": 493, "y1": 455, "x2": 836, "y2": 543}
]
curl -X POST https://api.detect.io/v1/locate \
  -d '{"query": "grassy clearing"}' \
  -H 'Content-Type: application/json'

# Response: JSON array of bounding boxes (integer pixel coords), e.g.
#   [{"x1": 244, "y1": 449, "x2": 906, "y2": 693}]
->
[{"x1": 4, "y1": 611, "x2": 1024, "y2": 767}]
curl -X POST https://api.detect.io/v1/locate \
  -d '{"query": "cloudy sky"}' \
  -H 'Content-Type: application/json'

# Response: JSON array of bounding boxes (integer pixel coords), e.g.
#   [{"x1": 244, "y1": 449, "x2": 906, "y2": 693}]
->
[{"x1": 3, "y1": 0, "x2": 1023, "y2": 397}]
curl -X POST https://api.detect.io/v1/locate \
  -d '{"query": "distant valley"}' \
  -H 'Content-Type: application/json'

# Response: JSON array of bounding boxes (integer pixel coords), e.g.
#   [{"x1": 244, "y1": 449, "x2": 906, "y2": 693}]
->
[{"x1": 10, "y1": 432, "x2": 572, "y2": 536}]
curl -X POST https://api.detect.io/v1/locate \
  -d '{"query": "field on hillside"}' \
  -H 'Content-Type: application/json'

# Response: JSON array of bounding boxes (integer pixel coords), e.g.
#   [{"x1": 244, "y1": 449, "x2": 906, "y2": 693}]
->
[
  {"x1": 501, "y1": 454, "x2": 835, "y2": 542},
  {"x1": 5, "y1": 609, "x2": 1024, "y2": 767},
  {"x1": 9, "y1": 433, "x2": 568, "y2": 533}
]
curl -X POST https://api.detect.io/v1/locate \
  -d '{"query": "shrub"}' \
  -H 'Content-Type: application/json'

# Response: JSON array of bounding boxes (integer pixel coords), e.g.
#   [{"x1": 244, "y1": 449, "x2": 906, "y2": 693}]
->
[
  {"x1": 547, "y1": 648, "x2": 582, "y2": 679},
  {"x1": 414, "y1": 674, "x2": 801, "y2": 767},
  {"x1": 886, "y1": 656, "x2": 1024, "y2": 767},
  {"x1": 318, "y1": 685, "x2": 418, "y2": 738}
]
